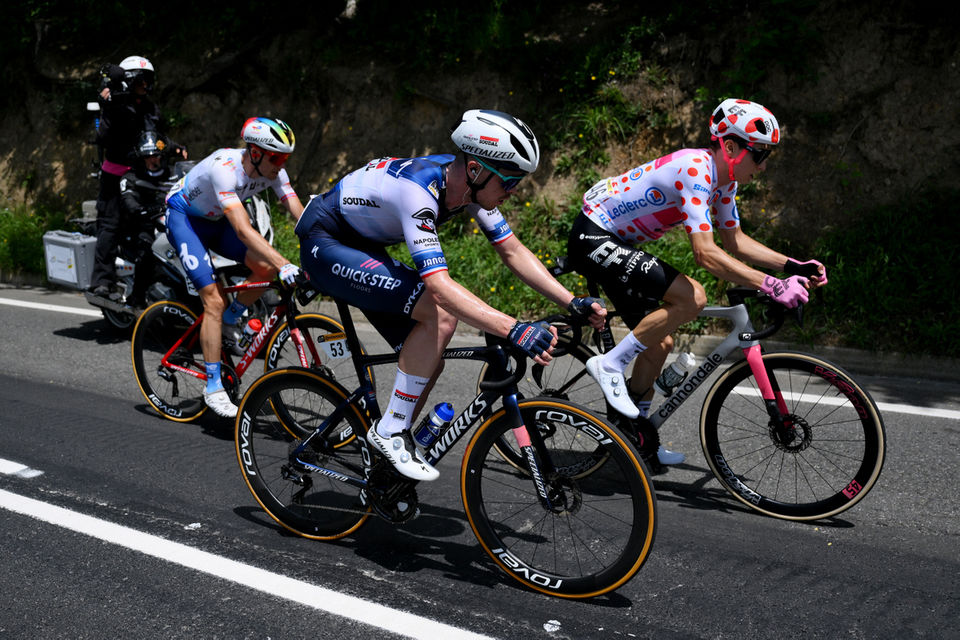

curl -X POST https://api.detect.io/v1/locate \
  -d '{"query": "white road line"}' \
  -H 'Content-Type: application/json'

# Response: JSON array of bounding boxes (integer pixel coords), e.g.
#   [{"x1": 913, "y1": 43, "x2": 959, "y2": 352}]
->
[
  {"x1": 0, "y1": 487, "x2": 494, "y2": 640},
  {"x1": 0, "y1": 297, "x2": 102, "y2": 317},
  {"x1": 0, "y1": 457, "x2": 44, "y2": 478},
  {"x1": 732, "y1": 387, "x2": 960, "y2": 420}
]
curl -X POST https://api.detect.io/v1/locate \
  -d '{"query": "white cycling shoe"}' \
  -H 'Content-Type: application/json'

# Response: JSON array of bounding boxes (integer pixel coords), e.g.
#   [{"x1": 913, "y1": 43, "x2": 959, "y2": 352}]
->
[
  {"x1": 367, "y1": 424, "x2": 440, "y2": 482},
  {"x1": 203, "y1": 389, "x2": 238, "y2": 419},
  {"x1": 657, "y1": 446, "x2": 686, "y2": 465},
  {"x1": 585, "y1": 355, "x2": 640, "y2": 419}
]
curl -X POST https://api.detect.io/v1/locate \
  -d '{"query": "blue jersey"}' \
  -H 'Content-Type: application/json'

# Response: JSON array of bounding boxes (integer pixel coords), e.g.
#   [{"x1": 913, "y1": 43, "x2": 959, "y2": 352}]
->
[{"x1": 296, "y1": 154, "x2": 513, "y2": 279}]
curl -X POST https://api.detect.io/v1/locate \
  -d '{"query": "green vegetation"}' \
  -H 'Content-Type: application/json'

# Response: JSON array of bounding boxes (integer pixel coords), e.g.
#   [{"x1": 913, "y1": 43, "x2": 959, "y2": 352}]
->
[{"x1": 5, "y1": 1, "x2": 959, "y2": 357}]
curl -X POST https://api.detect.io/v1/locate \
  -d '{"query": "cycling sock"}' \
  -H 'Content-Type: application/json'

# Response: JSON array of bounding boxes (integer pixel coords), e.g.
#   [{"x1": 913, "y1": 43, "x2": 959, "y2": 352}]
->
[
  {"x1": 602, "y1": 332, "x2": 647, "y2": 372},
  {"x1": 222, "y1": 300, "x2": 248, "y2": 326},
  {"x1": 378, "y1": 368, "x2": 430, "y2": 437},
  {"x1": 205, "y1": 361, "x2": 224, "y2": 393},
  {"x1": 636, "y1": 400, "x2": 651, "y2": 418}
]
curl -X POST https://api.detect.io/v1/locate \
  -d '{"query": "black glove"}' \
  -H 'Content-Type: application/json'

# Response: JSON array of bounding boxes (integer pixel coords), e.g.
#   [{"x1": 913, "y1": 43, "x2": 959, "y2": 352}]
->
[
  {"x1": 508, "y1": 321, "x2": 555, "y2": 359},
  {"x1": 567, "y1": 296, "x2": 605, "y2": 320}
]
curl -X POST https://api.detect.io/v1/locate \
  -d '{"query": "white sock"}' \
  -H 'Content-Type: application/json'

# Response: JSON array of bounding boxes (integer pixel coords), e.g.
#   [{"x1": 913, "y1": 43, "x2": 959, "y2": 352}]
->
[
  {"x1": 378, "y1": 368, "x2": 430, "y2": 437},
  {"x1": 601, "y1": 333, "x2": 647, "y2": 373}
]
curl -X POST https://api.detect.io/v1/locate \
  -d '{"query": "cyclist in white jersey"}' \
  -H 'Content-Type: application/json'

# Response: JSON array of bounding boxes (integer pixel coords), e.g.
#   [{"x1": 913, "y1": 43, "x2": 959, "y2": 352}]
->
[
  {"x1": 568, "y1": 99, "x2": 828, "y2": 465},
  {"x1": 165, "y1": 117, "x2": 304, "y2": 418},
  {"x1": 297, "y1": 109, "x2": 605, "y2": 481}
]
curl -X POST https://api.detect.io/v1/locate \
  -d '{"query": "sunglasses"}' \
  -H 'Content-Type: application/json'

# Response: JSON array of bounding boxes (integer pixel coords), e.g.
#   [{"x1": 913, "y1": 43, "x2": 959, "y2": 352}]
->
[
  {"x1": 743, "y1": 143, "x2": 773, "y2": 165},
  {"x1": 473, "y1": 157, "x2": 525, "y2": 192},
  {"x1": 264, "y1": 151, "x2": 291, "y2": 168}
]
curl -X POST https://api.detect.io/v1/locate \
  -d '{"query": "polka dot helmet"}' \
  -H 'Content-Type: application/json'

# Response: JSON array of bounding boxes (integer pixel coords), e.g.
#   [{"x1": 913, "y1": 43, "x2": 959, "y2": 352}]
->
[{"x1": 709, "y1": 98, "x2": 780, "y2": 145}]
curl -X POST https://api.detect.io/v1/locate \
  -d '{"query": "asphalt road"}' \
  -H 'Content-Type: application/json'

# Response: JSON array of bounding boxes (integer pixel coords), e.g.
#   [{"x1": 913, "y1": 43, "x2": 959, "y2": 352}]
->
[{"x1": 1, "y1": 285, "x2": 958, "y2": 639}]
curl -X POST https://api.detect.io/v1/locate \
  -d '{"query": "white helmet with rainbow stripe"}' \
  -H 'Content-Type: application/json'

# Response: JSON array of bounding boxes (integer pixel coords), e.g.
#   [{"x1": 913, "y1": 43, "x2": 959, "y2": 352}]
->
[{"x1": 241, "y1": 117, "x2": 296, "y2": 154}]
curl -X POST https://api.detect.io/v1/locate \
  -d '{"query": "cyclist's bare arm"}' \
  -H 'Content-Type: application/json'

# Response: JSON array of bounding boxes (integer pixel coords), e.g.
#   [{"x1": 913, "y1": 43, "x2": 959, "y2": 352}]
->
[
  {"x1": 689, "y1": 230, "x2": 774, "y2": 289},
  {"x1": 281, "y1": 194, "x2": 304, "y2": 222},
  {"x1": 222, "y1": 201, "x2": 290, "y2": 273},
  {"x1": 421, "y1": 269, "x2": 518, "y2": 338},
  {"x1": 493, "y1": 235, "x2": 606, "y2": 328}
]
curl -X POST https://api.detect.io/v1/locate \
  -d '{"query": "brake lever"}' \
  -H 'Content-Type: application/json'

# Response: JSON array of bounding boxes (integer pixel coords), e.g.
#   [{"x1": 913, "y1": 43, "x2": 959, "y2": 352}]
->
[{"x1": 791, "y1": 302, "x2": 804, "y2": 328}]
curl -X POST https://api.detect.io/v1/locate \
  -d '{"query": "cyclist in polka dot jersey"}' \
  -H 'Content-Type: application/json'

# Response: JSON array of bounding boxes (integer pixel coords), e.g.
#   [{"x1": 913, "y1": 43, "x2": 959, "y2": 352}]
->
[{"x1": 567, "y1": 98, "x2": 828, "y2": 466}]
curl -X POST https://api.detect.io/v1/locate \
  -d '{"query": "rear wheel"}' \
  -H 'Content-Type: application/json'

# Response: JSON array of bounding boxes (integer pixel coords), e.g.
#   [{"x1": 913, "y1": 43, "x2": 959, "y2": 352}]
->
[
  {"x1": 236, "y1": 368, "x2": 372, "y2": 539},
  {"x1": 462, "y1": 398, "x2": 657, "y2": 598},
  {"x1": 700, "y1": 352, "x2": 886, "y2": 521}
]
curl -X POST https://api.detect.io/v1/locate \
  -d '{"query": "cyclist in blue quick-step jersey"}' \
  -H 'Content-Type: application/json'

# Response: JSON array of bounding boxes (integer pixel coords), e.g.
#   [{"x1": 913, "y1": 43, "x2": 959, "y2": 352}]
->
[{"x1": 297, "y1": 109, "x2": 606, "y2": 481}]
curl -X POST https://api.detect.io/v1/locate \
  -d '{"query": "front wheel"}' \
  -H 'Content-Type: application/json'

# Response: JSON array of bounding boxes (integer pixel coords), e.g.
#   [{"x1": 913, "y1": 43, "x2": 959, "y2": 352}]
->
[
  {"x1": 264, "y1": 312, "x2": 375, "y2": 392},
  {"x1": 700, "y1": 352, "x2": 886, "y2": 521},
  {"x1": 461, "y1": 399, "x2": 657, "y2": 598},
  {"x1": 131, "y1": 300, "x2": 207, "y2": 422}
]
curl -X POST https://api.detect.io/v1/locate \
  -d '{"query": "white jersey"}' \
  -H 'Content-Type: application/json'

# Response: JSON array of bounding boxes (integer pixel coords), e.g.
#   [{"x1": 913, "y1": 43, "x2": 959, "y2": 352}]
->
[
  {"x1": 165, "y1": 148, "x2": 297, "y2": 219},
  {"x1": 581, "y1": 148, "x2": 740, "y2": 244},
  {"x1": 296, "y1": 154, "x2": 513, "y2": 278}
]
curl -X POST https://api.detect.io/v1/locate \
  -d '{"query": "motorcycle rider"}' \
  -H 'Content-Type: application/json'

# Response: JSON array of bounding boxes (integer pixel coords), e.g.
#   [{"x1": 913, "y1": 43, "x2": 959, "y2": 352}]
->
[
  {"x1": 164, "y1": 117, "x2": 304, "y2": 418},
  {"x1": 114, "y1": 130, "x2": 175, "y2": 309},
  {"x1": 90, "y1": 55, "x2": 186, "y2": 300}
]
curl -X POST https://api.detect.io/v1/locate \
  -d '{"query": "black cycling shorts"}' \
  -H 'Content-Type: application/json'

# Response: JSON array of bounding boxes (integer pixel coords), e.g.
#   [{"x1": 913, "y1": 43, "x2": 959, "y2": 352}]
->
[{"x1": 566, "y1": 213, "x2": 681, "y2": 328}]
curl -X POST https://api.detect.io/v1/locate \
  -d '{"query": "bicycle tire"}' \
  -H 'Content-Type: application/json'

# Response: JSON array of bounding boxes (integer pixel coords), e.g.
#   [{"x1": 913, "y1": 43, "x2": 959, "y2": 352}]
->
[
  {"x1": 236, "y1": 368, "x2": 372, "y2": 539},
  {"x1": 264, "y1": 312, "x2": 375, "y2": 392},
  {"x1": 461, "y1": 398, "x2": 657, "y2": 598},
  {"x1": 131, "y1": 300, "x2": 208, "y2": 422},
  {"x1": 700, "y1": 352, "x2": 886, "y2": 521}
]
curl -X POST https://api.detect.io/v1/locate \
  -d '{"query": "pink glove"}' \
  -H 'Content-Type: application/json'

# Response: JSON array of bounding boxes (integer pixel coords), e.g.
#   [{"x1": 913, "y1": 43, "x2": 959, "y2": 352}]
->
[
  {"x1": 760, "y1": 275, "x2": 809, "y2": 309},
  {"x1": 784, "y1": 258, "x2": 828, "y2": 286}
]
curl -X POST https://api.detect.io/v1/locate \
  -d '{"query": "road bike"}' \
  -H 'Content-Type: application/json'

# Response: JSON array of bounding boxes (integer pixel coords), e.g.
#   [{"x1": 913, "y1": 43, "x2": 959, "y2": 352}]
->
[
  {"x1": 131, "y1": 277, "x2": 373, "y2": 422},
  {"x1": 482, "y1": 257, "x2": 886, "y2": 522},
  {"x1": 234, "y1": 296, "x2": 658, "y2": 598}
]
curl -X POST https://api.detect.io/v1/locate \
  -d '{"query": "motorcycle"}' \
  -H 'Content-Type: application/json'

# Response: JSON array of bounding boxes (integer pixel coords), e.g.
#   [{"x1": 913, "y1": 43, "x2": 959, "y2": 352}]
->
[{"x1": 75, "y1": 160, "x2": 276, "y2": 331}]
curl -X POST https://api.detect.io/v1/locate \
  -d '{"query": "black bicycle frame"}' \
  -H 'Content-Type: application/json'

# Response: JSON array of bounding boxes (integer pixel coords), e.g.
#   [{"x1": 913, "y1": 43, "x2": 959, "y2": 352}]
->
[{"x1": 288, "y1": 298, "x2": 558, "y2": 508}]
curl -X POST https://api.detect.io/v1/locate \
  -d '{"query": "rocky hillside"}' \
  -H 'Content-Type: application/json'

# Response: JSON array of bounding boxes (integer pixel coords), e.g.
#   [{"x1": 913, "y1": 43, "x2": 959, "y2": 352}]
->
[{"x1": 5, "y1": 1, "x2": 957, "y2": 245}]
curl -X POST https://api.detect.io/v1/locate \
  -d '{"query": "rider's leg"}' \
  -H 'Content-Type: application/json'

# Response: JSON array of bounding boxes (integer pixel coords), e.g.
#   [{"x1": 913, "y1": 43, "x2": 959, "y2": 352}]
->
[
  {"x1": 588, "y1": 275, "x2": 704, "y2": 420},
  {"x1": 198, "y1": 282, "x2": 240, "y2": 418},
  {"x1": 618, "y1": 274, "x2": 706, "y2": 390},
  {"x1": 378, "y1": 295, "x2": 458, "y2": 436},
  {"x1": 222, "y1": 248, "x2": 277, "y2": 325}
]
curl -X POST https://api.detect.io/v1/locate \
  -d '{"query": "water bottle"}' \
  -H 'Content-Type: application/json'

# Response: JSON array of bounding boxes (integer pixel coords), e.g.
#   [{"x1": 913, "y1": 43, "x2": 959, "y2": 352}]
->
[
  {"x1": 238, "y1": 318, "x2": 263, "y2": 350},
  {"x1": 653, "y1": 352, "x2": 697, "y2": 396},
  {"x1": 413, "y1": 402, "x2": 455, "y2": 449}
]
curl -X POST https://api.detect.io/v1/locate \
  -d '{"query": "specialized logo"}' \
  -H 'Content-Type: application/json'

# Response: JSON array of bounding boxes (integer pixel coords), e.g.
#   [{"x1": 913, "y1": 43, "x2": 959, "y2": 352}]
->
[
  {"x1": 458, "y1": 144, "x2": 516, "y2": 161},
  {"x1": 412, "y1": 208, "x2": 437, "y2": 233}
]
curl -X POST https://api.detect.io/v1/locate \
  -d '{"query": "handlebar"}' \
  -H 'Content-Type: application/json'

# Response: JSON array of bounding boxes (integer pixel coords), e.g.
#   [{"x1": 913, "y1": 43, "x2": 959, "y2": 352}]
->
[{"x1": 478, "y1": 334, "x2": 529, "y2": 391}]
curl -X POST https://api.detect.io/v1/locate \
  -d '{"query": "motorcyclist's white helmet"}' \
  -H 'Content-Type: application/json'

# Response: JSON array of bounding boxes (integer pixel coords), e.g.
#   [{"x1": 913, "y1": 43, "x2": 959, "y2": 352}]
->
[
  {"x1": 119, "y1": 56, "x2": 155, "y2": 91},
  {"x1": 450, "y1": 109, "x2": 540, "y2": 173}
]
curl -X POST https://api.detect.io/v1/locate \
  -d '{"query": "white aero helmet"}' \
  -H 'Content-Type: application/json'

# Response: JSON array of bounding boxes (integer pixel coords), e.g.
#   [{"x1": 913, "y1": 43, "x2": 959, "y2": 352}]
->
[
  {"x1": 451, "y1": 109, "x2": 540, "y2": 173},
  {"x1": 119, "y1": 55, "x2": 155, "y2": 91},
  {"x1": 241, "y1": 117, "x2": 296, "y2": 153},
  {"x1": 709, "y1": 98, "x2": 780, "y2": 145}
]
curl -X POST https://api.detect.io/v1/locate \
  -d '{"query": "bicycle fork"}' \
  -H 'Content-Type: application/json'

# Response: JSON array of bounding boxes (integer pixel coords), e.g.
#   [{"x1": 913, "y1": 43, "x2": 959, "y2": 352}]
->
[
  {"x1": 742, "y1": 345, "x2": 798, "y2": 441},
  {"x1": 503, "y1": 393, "x2": 557, "y2": 511}
]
